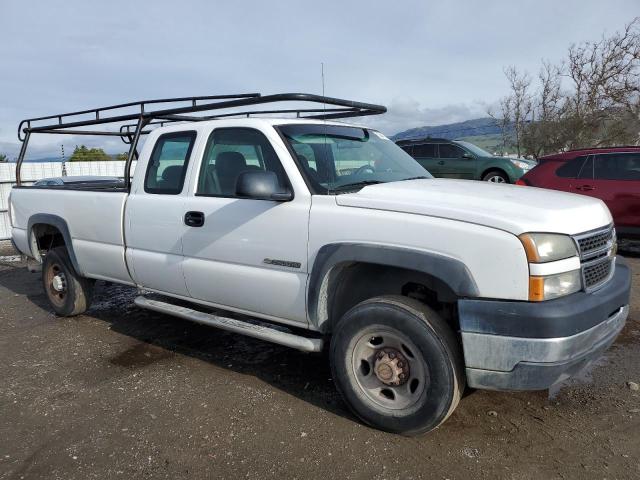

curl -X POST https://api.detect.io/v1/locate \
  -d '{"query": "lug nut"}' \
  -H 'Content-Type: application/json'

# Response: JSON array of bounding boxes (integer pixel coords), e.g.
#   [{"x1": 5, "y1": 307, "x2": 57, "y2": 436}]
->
[{"x1": 388, "y1": 352, "x2": 396, "y2": 359}]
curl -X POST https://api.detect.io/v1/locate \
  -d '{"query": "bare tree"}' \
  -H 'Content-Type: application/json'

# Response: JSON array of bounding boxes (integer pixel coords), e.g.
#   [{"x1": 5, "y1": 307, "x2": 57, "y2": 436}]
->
[
  {"x1": 565, "y1": 17, "x2": 640, "y2": 147},
  {"x1": 494, "y1": 17, "x2": 640, "y2": 157},
  {"x1": 493, "y1": 66, "x2": 533, "y2": 157}
]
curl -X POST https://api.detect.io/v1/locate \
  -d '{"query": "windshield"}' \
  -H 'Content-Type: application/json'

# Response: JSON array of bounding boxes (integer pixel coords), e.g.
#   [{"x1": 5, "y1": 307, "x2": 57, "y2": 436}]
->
[
  {"x1": 455, "y1": 141, "x2": 492, "y2": 157},
  {"x1": 278, "y1": 124, "x2": 431, "y2": 194}
]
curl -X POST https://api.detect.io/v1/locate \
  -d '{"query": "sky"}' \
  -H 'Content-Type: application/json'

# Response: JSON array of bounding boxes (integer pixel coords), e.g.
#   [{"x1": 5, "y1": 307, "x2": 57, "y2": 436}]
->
[{"x1": 0, "y1": 0, "x2": 637, "y2": 159}]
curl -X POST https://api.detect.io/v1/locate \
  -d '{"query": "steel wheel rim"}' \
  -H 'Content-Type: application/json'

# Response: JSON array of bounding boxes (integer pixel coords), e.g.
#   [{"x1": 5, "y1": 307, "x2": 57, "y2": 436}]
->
[
  {"x1": 45, "y1": 262, "x2": 67, "y2": 307},
  {"x1": 487, "y1": 175, "x2": 506, "y2": 183},
  {"x1": 351, "y1": 328, "x2": 428, "y2": 411}
]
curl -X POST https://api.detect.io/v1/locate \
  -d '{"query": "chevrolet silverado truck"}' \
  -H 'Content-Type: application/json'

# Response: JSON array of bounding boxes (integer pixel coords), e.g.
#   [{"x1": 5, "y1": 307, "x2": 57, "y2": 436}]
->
[{"x1": 9, "y1": 93, "x2": 631, "y2": 435}]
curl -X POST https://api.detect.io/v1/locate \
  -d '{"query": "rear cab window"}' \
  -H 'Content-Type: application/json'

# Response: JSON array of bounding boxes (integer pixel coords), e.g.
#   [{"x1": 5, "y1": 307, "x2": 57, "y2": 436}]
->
[{"x1": 144, "y1": 132, "x2": 197, "y2": 194}]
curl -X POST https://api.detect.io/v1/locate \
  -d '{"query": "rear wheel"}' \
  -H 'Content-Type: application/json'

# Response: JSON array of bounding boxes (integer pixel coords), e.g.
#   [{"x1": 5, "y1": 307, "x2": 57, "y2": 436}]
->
[
  {"x1": 42, "y1": 247, "x2": 94, "y2": 316},
  {"x1": 482, "y1": 170, "x2": 509, "y2": 183},
  {"x1": 330, "y1": 295, "x2": 465, "y2": 435}
]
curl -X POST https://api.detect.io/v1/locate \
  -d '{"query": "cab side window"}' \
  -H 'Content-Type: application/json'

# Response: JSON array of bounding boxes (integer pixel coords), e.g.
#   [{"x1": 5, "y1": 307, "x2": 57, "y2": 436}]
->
[
  {"x1": 144, "y1": 131, "x2": 197, "y2": 194},
  {"x1": 197, "y1": 128, "x2": 289, "y2": 197}
]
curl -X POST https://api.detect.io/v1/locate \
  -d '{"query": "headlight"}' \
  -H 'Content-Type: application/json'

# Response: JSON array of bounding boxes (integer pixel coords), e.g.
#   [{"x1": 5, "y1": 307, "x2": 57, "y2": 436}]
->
[
  {"x1": 519, "y1": 233, "x2": 578, "y2": 263},
  {"x1": 529, "y1": 270, "x2": 582, "y2": 301},
  {"x1": 510, "y1": 159, "x2": 532, "y2": 170}
]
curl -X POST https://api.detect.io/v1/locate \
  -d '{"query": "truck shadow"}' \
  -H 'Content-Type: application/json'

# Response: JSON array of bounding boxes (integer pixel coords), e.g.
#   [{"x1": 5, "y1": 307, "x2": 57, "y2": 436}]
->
[
  {"x1": 93, "y1": 282, "x2": 355, "y2": 422},
  {"x1": 0, "y1": 263, "x2": 355, "y2": 422}
]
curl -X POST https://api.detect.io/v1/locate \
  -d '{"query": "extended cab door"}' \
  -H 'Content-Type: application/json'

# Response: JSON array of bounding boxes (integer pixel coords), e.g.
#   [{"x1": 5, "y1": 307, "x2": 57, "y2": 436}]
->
[
  {"x1": 438, "y1": 143, "x2": 476, "y2": 179},
  {"x1": 124, "y1": 130, "x2": 197, "y2": 296},
  {"x1": 181, "y1": 127, "x2": 310, "y2": 324}
]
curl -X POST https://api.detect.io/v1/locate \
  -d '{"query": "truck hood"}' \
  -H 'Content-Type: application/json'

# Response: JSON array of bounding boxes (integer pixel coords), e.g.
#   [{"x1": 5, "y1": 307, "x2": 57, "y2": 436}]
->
[{"x1": 335, "y1": 179, "x2": 612, "y2": 236}]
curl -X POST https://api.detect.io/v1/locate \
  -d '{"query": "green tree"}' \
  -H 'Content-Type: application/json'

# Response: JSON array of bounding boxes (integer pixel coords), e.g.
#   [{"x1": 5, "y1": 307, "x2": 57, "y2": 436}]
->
[
  {"x1": 115, "y1": 152, "x2": 128, "y2": 161},
  {"x1": 68, "y1": 145, "x2": 113, "y2": 162},
  {"x1": 0, "y1": 153, "x2": 8, "y2": 162}
]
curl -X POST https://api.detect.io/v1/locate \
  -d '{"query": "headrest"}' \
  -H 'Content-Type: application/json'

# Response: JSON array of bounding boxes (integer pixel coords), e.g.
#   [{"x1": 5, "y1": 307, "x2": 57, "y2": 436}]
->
[
  {"x1": 216, "y1": 151, "x2": 247, "y2": 172},
  {"x1": 161, "y1": 165, "x2": 183, "y2": 184}
]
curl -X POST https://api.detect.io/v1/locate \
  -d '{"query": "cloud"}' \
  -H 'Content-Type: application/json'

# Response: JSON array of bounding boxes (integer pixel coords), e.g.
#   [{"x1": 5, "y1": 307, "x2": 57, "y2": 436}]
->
[
  {"x1": 1, "y1": 0, "x2": 635, "y2": 154},
  {"x1": 362, "y1": 97, "x2": 488, "y2": 136}
]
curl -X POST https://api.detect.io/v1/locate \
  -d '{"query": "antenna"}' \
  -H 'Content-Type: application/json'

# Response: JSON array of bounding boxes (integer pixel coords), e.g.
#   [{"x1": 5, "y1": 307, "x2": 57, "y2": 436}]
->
[{"x1": 321, "y1": 62, "x2": 326, "y2": 116}]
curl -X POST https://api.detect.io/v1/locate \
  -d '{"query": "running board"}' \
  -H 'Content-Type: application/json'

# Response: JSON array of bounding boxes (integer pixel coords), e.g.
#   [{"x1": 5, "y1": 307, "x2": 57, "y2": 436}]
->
[{"x1": 133, "y1": 296, "x2": 324, "y2": 353}]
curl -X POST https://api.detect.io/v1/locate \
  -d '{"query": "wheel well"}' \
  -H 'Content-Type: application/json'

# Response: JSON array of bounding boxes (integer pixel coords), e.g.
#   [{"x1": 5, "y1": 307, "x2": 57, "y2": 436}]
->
[
  {"x1": 30, "y1": 223, "x2": 66, "y2": 259},
  {"x1": 324, "y1": 262, "x2": 458, "y2": 333},
  {"x1": 481, "y1": 167, "x2": 509, "y2": 181}
]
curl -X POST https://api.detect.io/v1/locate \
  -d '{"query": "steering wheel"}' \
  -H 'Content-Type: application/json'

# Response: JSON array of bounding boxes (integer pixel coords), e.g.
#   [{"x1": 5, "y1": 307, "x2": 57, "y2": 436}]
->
[{"x1": 354, "y1": 164, "x2": 376, "y2": 176}]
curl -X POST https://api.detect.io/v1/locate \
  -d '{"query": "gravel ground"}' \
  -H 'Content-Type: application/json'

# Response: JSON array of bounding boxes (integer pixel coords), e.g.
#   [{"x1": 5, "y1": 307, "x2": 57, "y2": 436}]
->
[{"x1": 0, "y1": 252, "x2": 639, "y2": 479}]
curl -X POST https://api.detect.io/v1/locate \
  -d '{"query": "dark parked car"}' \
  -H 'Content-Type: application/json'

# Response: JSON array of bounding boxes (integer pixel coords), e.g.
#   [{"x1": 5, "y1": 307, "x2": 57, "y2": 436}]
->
[
  {"x1": 517, "y1": 147, "x2": 640, "y2": 238},
  {"x1": 396, "y1": 138, "x2": 536, "y2": 183}
]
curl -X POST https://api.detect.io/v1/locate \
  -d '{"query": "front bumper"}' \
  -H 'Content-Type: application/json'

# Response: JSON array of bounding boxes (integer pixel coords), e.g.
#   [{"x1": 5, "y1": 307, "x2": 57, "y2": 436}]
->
[{"x1": 459, "y1": 258, "x2": 631, "y2": 391}]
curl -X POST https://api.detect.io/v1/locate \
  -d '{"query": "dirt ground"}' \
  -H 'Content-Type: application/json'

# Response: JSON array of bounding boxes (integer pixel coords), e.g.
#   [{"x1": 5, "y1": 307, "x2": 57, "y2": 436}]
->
[{"x1": 0, "y1": 251, "x2": 639, "y2": 480}]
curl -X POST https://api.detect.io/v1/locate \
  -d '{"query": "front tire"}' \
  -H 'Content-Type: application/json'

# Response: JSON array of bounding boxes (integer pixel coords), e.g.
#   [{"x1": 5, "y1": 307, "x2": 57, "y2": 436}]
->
[
  {"x1": 42, "y1": 247, "x2": 94, "y2": 316},
  {"x1": 482, "y1": 170, "x2": 509, "y2": 183},
  {"x1": 330, "y1": 296, "x2": 465, "y2": 435}
]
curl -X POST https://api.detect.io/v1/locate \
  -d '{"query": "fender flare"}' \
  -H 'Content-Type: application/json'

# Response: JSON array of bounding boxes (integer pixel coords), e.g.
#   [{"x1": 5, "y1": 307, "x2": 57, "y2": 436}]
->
[
  {"x1": 307, "y1": 243, "x2": 479, "y2": 328},
  {"x1": 27, "y1": 213, "x2": 83, "y2": 275}
]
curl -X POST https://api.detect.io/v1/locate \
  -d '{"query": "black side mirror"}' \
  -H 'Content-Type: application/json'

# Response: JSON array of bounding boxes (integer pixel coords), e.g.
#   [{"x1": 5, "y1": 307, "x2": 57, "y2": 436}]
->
[{"x1": 236, "y1": 171, "x2": 293, "y2": 201}]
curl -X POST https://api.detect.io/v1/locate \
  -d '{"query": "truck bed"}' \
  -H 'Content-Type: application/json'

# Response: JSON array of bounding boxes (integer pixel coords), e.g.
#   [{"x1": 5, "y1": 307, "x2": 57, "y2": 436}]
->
[{"x1": 10, "y1": 186, "x2": 134, "y2": 285}]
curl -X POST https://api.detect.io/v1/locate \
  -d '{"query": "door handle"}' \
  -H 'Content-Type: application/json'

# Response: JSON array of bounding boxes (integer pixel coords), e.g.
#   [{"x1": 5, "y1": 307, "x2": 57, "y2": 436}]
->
[
  {"x1": 184, "y1": 211, "x2": 205, "y2": 227},
  {"x1": 437, "y1": 160, "x2": 445, "y2": 165},
  {"x1": 575, "y1": 185, "x2": 595, "y2": 191}
]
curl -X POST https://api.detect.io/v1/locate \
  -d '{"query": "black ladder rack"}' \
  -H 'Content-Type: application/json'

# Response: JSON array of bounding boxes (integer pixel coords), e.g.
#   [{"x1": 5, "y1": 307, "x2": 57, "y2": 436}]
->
[{"x1": 16, "y1": 92, "x2": 387, "y2": 188}]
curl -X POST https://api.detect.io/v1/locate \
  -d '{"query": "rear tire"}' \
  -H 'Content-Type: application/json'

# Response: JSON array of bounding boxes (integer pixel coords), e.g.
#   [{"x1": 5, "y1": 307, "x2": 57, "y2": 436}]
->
[
  {"x1": 42, "y1": 247, "x2": 94, "y2": 316},
  {"x1": 330, "y1": 295, "x2": 465, "y2": 436},
  {"x1": 482, "y1": 170, "x2": 509, "y2": 183}
]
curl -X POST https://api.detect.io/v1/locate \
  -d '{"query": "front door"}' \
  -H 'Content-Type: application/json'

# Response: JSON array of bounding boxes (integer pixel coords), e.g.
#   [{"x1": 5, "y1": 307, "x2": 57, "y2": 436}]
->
[{"x1": 181, "y1": 127, "x2": 310, "y2": 324}]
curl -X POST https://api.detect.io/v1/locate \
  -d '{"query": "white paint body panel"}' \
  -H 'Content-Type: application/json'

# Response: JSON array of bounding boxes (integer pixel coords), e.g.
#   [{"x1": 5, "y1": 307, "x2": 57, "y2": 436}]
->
[
  {"x1": 10, "y1": 188, "x2": 132, "y2": 284},
  {"x1": 309, "y1": 196, "x2": 530, "y2": 300},
  {"x1": 335, "y1": 179, "x2": 612, "y2": 236},
  {"x1": 10, "y1": 117, "x2": 615, "y2": 324}
]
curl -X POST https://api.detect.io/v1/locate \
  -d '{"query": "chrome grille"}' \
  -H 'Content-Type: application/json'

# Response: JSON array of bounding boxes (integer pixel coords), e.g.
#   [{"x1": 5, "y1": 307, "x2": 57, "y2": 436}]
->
[
  {"x1": 583, "y1": 258, "x2": 612, "y2": 288},
  {"x1": 573, "y1": 225, "x2": 615, "y2": 291},
  {"x1": 577, "y1": 229, "x2": 613, "y2": 258}
]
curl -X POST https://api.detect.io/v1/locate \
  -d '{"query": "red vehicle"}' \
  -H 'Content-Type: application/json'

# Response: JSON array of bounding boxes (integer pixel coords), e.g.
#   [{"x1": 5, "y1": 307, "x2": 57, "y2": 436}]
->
[{"x1": 517, "y1": 147, "x2": 640, "y2": 238}]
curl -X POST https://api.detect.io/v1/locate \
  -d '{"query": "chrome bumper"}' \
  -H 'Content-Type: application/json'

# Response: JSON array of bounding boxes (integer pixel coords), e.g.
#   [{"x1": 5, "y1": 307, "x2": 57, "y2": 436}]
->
[{"x1": 463, "y1": 305, "x2": 628, "y2": 390}]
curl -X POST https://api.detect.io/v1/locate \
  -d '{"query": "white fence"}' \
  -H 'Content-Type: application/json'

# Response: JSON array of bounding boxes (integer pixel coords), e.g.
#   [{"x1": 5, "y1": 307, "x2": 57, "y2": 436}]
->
[{"x1": 0, "y1": 161, "x2": 133, "y2": 240}]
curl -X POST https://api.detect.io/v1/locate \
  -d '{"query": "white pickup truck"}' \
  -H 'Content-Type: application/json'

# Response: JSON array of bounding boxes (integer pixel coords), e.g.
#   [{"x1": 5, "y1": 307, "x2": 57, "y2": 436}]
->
[{"x1": 9, "y1": 94, "x2": 631, "y2": 435}]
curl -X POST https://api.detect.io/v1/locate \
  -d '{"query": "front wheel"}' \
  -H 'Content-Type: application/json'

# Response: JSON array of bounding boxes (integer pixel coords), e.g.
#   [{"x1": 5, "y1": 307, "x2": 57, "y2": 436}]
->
[
  {"x1": 482, "y1": 170, "x2": 509, "y2": 183},
  {"x1": 330, "y1": 296, "x2": 465, "y2": 435},
  {"x1": 42, "y1": 247, "x2": 94, "y2": 316}
]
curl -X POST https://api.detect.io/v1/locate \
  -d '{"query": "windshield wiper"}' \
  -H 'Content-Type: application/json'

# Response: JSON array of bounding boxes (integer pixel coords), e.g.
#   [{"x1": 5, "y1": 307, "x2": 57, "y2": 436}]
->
[
  {"x1": 398, "y1": 176, "x2": 430, "y2": 181},
  {"x1": 328, "y1": 180, "x2": 383, "y2": 193}
]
